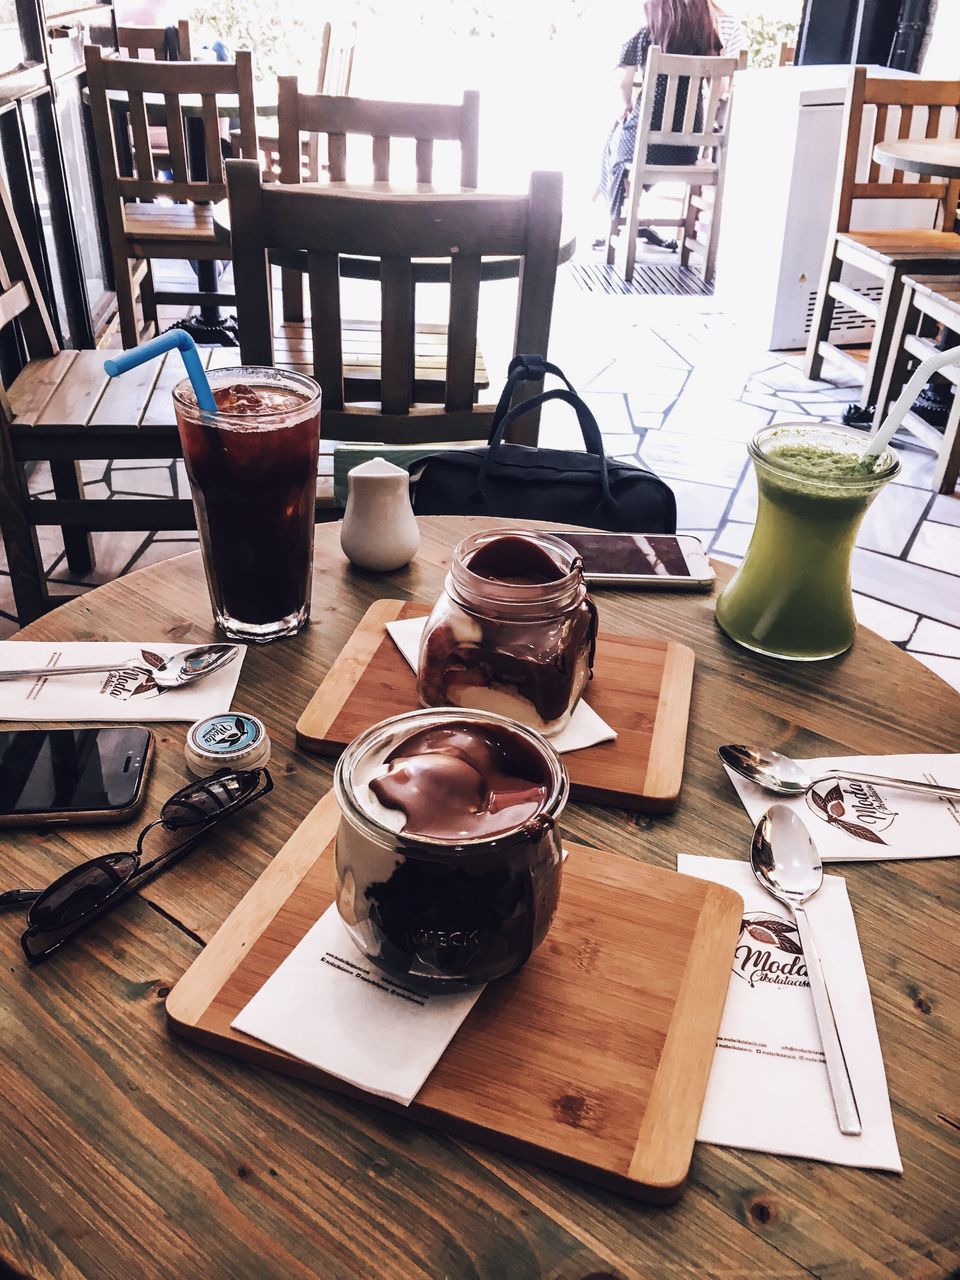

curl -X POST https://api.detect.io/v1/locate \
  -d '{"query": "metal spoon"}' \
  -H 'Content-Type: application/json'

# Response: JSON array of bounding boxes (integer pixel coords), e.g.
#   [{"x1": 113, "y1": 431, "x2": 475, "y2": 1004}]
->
[
  {"x1": 720, "y1": 743, "x2": 960, "y2": 802},
  {"x1": 751, "y1": 805, "x2": 862, "y2": 1136},
  {"x1": 0, "y1": 643, "x2": 239, "y2": 689}
]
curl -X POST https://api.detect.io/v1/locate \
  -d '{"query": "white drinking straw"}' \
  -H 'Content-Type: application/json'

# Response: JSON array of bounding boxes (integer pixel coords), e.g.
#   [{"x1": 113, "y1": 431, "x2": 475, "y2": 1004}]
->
[
  {"x1": 103, "y1": 330, "x2": 217, "y2": 413},
  {"x1": 861, "y1": 346, "x2": 960, "y2": 463}
]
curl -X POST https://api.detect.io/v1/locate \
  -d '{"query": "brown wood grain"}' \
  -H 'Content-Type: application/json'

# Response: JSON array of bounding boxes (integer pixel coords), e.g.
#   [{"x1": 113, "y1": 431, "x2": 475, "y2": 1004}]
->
[
  {"x1": 1, "y1": 517, "x2": 958, "y2": 1280},
  {"x1": 295, "y1": 600, "x2": 695, "y2": 811},
  {"x1": 167, "y1": 791, "x2": 743, "y2": 1202}
]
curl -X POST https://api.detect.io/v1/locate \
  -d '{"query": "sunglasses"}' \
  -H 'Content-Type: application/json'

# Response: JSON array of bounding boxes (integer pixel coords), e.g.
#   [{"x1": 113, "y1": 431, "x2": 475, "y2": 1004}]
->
[{"x1": 0, "y1": 767, "x2": 273, "y2": 964}]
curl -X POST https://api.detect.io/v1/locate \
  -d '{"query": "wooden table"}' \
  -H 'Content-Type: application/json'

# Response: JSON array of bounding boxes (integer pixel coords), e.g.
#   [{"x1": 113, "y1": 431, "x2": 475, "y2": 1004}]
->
[
  {"x1": 2, "y1": 517, "x2": 958, "y2": 1280},
  {"x1": 872, "y1": 138, "x2": 960, "y2": 179}
]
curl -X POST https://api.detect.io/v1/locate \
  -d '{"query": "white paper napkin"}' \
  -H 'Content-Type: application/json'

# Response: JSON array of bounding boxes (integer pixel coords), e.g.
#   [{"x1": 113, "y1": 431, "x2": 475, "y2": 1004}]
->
[
  {"x1": 386, "y1": 616, "x2": 616, "y2": 753},
  {"x1": 725, "y1": 754, "x2": 960, "y2": 861},
  {"x1": 0, "y1": 642, "x2": 245, "y2": 724},
  {"x1": 232, "y1": 905, "x2": 484, "y2": 1106},
  {"x1": 678, "y1": 854, "x2": 901, "y2": 1172}
]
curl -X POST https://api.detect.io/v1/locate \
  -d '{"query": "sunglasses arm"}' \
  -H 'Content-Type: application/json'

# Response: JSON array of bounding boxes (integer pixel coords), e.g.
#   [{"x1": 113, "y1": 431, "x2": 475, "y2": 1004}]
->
[{"x1": 0, "y1": 889, "x2": 42, "y2": 911}]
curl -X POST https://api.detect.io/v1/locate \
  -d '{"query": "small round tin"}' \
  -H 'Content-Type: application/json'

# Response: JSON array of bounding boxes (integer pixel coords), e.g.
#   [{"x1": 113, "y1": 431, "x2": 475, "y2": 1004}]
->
[{"x1": 185, "y1": 712, "x2": 271, "y2": 776}]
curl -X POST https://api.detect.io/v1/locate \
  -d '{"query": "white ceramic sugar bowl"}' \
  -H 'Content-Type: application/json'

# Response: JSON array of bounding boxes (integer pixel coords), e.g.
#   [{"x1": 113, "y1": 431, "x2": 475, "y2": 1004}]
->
[{"x1": 339, "y1": 457, "x2": 420, "y2": 572}]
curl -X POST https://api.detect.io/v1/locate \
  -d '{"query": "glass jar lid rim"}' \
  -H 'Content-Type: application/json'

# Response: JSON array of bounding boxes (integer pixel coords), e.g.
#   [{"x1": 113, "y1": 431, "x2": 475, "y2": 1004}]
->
[
  {"x1": 749, "y1": 422, "x2": 900, "y2": 482},
  {"x1": 172, "y1": 367, "x2": 321, "y2": 420}
]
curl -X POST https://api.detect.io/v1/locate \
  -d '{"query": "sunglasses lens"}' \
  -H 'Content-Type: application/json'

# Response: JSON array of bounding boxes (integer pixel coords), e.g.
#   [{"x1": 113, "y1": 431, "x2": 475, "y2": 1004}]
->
[
  {"x1": 160, "y1": 770, "x2": 261, "y2": 830},
  {"x1": 28, "y1": 851, "x2": 138, "y2": 929}
]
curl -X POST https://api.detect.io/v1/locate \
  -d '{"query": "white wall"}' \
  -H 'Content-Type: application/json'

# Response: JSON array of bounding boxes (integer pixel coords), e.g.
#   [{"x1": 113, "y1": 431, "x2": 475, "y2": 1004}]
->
[{"x1": 922, "y1": 0, "x2": 960, "y2": 77}]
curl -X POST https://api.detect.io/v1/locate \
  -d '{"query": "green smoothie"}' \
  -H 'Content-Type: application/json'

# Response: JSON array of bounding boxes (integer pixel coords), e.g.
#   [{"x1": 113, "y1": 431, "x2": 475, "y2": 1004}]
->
[{"x1": 715, "y1": 425, "x2": 900, "y2": 661}]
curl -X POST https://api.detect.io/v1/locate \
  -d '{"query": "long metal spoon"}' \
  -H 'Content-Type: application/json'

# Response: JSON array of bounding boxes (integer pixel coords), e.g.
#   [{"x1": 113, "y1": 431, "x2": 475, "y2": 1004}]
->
[
  {"x1": 0, "y1": 643, "x2": 239, "y2": 689},
  {"x1": 720, "y1": 743, "x2": 960, "y2": 803},
  {"x1": 751, "y1": 804, "x2": 862, "y2": 1136}
]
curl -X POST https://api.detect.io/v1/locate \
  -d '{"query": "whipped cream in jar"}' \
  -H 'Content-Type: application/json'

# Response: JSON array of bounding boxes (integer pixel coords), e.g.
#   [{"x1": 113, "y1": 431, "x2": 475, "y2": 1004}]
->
[
  {"x1": 417, "y1": 530, "x2": 598, "y2": 737},
  {"x1": 333, "y1": 708, "x2": 568, "y2": 991}
]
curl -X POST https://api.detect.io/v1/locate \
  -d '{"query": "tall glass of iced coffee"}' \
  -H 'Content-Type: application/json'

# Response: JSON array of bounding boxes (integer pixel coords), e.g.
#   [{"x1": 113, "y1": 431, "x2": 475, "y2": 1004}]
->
[{"x1": 173, "y1": 367, "x2": 321, "y2": 642}]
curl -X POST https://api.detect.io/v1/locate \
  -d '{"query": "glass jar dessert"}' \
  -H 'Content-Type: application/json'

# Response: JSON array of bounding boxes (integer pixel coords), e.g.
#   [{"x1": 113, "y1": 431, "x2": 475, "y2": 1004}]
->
[
  {"x1": 333, "y1": 708, "x2": 569, "y2": 991},
  {"x1": 715, "y1": 423, "x2": 900, "y2": 661},
  {"x1": 417, "y1": 530, "x2": 598, "y2": 737}
]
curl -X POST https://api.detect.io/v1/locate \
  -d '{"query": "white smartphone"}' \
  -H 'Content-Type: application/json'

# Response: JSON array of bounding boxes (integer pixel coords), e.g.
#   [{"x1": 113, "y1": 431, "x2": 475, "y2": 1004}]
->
[{"x1": 548, "y1": 532, "x2": 716, "y2": 589}]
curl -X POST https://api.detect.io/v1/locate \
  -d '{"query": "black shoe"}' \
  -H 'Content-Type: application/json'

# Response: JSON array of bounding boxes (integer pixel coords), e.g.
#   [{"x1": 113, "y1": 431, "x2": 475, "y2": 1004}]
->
[
  {"x1": 637, "y1": 228, "x2": 678, "y2": 251},
  {"x1": 841, "y1": 403, "x2": 876, "y2": 429}
]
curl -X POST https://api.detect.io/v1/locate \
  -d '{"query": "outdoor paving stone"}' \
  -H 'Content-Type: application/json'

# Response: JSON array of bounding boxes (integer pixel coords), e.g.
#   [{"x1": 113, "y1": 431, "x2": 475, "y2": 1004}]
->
[
  {"x1": 740, "y1": 390, "x2": 791, "y2": 413},
  {"x1": 105, "y1": 466, "x2": 176, "y2": 497},
  {"x1": 754, "y1": 363, "x2": 830, "y2": 394},
  {"x1": 639, "y1": 431, "x2": 749, "y2": 487},
  {"x1": 627, "y1": 391, "x2": 677, "y2": 417},
  {"x1": 670, "y1": 478, "x2": 736, "y2": 529},
  {"x1": 852, "y1": 549, "x2": 960, "y2": 627},
  {"x1": 852, "y1": 593, "x2": 918, "y2": 643},
  {"x1": 583, "y1": 393, "x2": 632, "y2": 433},
  {"x1": 890, "y1": 445, "x2": 938, "y2": 488},
  {"x1": 586, "y1": 362, "x2": 688, "y2": 397},
  {"x1": 907, "y1": 520, "x2": 960, "y2": 574},
  {"x1": 710, "y1": 521, "x2": 753, "y2": 557},
  {"x1": 857, "y1": 484, "x2": 931, "y2": 557},
  {"x1": 909, "y1": 651, "x2": 960, "y2": 694},
  {"x1": 46, "y1": 530, "x2": 154, "y2": 588},
  {"x1": 930, "y1": 495, "x2": 960, "y2": 525},
  {"x1": 909, "y1": 617, "x2": 960, "y2": 657},
  {"x1": 665, "y1": 395, "x2": 770, "y2": 442},
  {"x1": 728, "y1": 469, "x2": 758, "y2": 521},
  {"x1": 629, "y1": 410, "x2": 665, "y2": 430}
]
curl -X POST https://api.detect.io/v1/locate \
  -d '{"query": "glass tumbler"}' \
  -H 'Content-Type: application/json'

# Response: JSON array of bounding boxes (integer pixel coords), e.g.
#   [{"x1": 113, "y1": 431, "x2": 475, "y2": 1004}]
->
[
  {"x1": 173, "y1": 367, "x2": 321, "y2": 643},
  {"x1": 715, "y1": 423, "x2": 900, "y2": 661}
]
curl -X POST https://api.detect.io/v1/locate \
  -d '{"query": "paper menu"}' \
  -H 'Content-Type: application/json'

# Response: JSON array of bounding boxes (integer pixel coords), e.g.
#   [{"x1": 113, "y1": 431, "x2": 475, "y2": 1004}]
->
[
  {"x1": 678, "y1": 855, "x2": 901, "y2": 1172},
  {"x1": 231, "y1": 905, "x2": 484, "y2": 1106},
  {"x1": 0, "y1": 642, "x2": 246, "y2": 723},
  {"x1": 725, "y1": 754, "x2": 960, "y2": 861},
  {"x1": 385, "y1": 616, "x2": 616, "y2": 754}
]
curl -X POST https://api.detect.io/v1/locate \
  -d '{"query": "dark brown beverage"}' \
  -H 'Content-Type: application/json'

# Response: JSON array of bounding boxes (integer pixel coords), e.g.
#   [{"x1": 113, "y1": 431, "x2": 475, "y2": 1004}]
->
[{"x1": 174, "y1": 369, "x2": 321, "y2": 642}]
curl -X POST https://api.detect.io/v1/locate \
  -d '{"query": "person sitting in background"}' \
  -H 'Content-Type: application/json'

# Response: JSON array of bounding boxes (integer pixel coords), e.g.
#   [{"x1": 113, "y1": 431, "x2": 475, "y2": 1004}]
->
[
  {"x1": 598, "y1": 0, "x2": 723, "y2": 249},
  {"x1": 708, "y1": 0, "x2": 746, "y2": 58}
]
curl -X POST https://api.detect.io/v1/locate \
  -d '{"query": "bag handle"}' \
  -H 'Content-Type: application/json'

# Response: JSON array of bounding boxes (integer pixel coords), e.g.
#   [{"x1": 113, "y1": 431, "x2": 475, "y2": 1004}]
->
[
  {"x1": 488, "y1": 354, "x2": 578, "y2": 439},
  {"x1": 478, "y1": 386, "x2": 614, "y2": 508}
]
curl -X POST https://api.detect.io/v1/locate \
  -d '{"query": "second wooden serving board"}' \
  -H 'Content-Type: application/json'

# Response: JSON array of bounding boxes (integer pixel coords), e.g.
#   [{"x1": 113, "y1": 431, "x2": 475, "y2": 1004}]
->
[{"x1": 296, "y1": 600, "x2": 695, "y2": 811}]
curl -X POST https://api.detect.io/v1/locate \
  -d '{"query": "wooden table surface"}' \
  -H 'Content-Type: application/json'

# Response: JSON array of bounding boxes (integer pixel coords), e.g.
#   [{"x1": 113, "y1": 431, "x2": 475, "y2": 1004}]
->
[
  {"x1": 2, "y1": 517, "x2": 958, "y2": 1280},
  {"x1": 872, "y1": 137, "x2": 960, "y2": 179}
]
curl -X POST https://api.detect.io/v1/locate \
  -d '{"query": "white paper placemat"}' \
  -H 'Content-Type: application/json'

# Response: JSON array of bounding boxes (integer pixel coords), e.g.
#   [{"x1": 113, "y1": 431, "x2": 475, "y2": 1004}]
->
[
  {"x1": 678, "y1": 855, "x2": 901, "y2": 1171},
  {"x1": 0, "y1": 642, "x2": 245, "y2": 723},
  {"x1": 232, "y1": 905, "x2": 483, "y2": 1106},
  {"x1": 725, "y1": 754, "x2": 960, "y2": 861},
  {"x1": 386, "y1": 616, "x2": 616, "y2": 754}
]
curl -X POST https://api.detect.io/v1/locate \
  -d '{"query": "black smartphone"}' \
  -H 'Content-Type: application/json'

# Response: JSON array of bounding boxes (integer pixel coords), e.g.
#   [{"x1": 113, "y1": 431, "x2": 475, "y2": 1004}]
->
[
  {"x1": 0, "y1": 727, "x2": 154, "y2": 827},
  {"x1": 549, "y1": 532, "x2": 716, "y2": 589}
]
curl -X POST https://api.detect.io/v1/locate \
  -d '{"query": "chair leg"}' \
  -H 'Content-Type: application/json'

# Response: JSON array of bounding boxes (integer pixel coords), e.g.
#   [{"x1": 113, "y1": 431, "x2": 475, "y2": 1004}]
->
[
  {"x1": 50, "y1": 461, "x2": 95, "y2": 576},
  {"x1": 622, "y1": 166, "x2": 645, "y2": 283},
  {"x1": 805, "y1": 242, "x2": 842, "y2": 381},
  {"x1": 140, "y1": 260, "x2": 159, "y2": 339},
  {"x1": 934, "y1": 383, "x2": 960, "y2": 495},
  {"x1": 860, "y1": 265, "x2": 903, "y2": 410},
  {"x1": 0, "y1": 424, "x2": 48, "y2": 625},
  {"x1": 679, "y1": 186, "x2": 699, "y2": 271},
  {"x1": 113, "y1": 249, "x2": 140, "y2": 350},
  {"x1": 872, "y1": 284, "x2": 918, "y2": 431},
  {"x1": 281, "y1": 267, "x2": 305, "y2": 324}
]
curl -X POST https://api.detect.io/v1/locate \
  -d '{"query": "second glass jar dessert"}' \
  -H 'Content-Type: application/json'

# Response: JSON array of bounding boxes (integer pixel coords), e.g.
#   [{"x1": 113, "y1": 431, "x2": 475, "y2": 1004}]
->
[{"x1": 417, "y1": 530, "x2": 598, "y2": 737}]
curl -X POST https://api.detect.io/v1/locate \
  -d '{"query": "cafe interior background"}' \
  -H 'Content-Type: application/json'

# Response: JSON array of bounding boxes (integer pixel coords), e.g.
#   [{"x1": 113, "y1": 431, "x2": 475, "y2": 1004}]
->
[{"x1": 0, "y1": 0, "x2": 957, "y2": 688}]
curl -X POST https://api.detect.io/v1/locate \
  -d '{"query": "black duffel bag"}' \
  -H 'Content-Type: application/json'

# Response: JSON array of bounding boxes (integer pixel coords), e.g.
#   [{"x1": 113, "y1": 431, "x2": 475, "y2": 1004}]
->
[{"x1": 410, "y1": 355, "x2": 676, "y2": 533}]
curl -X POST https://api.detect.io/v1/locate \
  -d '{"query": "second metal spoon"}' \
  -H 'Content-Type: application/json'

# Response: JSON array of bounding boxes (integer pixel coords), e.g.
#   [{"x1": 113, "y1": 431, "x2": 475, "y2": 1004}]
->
[
  {"x1": 0, "y1": 643, "x2": 239, "y2": 689},
  {"x1": 720, "y1": 744, "x2": 960, "y2": 802}
]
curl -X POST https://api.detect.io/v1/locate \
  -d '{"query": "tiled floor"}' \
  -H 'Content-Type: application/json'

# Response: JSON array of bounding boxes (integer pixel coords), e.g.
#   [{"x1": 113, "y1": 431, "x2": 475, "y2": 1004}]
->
[{"x1": 2, "y1": 266, "x2": 958, "y2": 693}]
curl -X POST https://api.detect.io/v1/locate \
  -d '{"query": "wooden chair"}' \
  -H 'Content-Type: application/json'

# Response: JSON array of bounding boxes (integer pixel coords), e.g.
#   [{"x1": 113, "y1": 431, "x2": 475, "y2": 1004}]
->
[
  {"x1": 226, "y1": 159, "x2": 562, "y2": 450},
  {"x1": 804, "y1": 68, "x2": 960, "y2": 410},
  {"x1": 276, "y1": 83, "x2": 480, "y2": 335},
  {"x1": 84, "y1": 43, "x2": 258, "y2": 350},
  {"x1": 608, "y1": 46, "x2": 741, "y2": 285},
  {"x1": 88, "y1": 21, "x2": 192, "y2": 61},
  {"x1": 779, "y1": 42, "x2": 796, "y2": 66},
  {"x1": 874, "y1": 273, "x2": 960, "y2": 494}
]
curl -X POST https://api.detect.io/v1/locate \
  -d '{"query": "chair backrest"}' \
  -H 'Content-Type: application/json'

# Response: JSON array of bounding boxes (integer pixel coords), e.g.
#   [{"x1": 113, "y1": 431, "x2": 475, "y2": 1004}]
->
[
  {"x1": 634, "y1": 46, "x2": 742, "y2": 168},
  {"x1": 779, "y1": 41, "x2": 795, "y2": 66},
  {"x1": 0, "y1": 174, "x2": 59, "y2": 415},
  {"x1": 226, "y1": 158, "x2": 562, "y2": 442},
  {"x1": 85, "y1": 44, "x2": 258, "y2": 206},
  {"x1": 277, "y1": 85, "x2": 480, "y2": 188},
  {"x1": 113, "y1": 21, "x2": 192, "y2": 61},
  {"x1": 321, "y1": 21, "x2": 356, "y2": 96},
  {"x1": 831, "y1": 66, "x2": 960, "y2": 234}
]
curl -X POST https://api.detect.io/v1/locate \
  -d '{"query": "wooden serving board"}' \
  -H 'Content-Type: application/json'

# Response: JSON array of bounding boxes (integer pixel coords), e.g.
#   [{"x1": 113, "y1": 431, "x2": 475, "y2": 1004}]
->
[
  {"x1": 166, "y1": 790, "x2": 742, "y2": 1203},
  {"x1": 296, "y1": 600, "x2": 696, "y2": 812}
]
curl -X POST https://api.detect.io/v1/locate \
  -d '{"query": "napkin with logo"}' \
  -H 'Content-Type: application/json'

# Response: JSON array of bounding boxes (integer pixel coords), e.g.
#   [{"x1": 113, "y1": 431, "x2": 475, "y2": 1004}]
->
[
  {"x1": 0, "y1": 642, "x2": 245, "y2": 723},
  {"x1": 678, "y1": 854, "x2": 901, "y2": 1171},
  {"x1": 725, "y1": 754, "x2": 960, "y2": 861},
  {"x1": 231, "y1": 904, "x2": 483, "y2": 1106},
  {"x1": 386, "y1": 617, "x2": 616, "y2": 753}
]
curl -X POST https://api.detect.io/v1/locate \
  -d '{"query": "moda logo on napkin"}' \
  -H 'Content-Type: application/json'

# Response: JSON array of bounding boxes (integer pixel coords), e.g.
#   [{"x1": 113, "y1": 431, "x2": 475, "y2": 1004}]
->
[
  {"x1": 734, "y1": 912, "x2": 810, "y2": 990},
  {"x1": 806, "y1": 778, "x2": 896, "y2": 845},
  {"x1": 102, "y1": 649, "x2": 169, "y2": 701}
]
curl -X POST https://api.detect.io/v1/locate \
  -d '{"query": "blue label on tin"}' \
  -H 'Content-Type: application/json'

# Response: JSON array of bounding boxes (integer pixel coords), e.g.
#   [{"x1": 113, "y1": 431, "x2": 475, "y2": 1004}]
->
[{"x1": 195, "y1": 714, "x2": 261, "y2": 754}]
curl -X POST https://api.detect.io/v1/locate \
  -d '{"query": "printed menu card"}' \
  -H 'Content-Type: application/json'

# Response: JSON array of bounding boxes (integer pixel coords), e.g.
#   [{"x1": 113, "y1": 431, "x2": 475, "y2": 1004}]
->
[
  {"x1": 232, "y1": 905, "x2": 483, "y2": 1106},
  {"x1": 678, "y1": 855, "x2": 901, "y2": 1171},
  {"x1": 726, "y1": 753, "x2": 960, "y2": 861},
  {"x1": 0, "y1": 642, "x2": 245, "y2": 723}
]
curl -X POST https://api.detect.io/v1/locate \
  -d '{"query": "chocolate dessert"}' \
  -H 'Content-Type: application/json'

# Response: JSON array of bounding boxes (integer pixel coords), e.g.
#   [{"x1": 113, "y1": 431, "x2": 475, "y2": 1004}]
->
[{"x1": 417, "y1": 533, "x2": 598, "y2": 737}]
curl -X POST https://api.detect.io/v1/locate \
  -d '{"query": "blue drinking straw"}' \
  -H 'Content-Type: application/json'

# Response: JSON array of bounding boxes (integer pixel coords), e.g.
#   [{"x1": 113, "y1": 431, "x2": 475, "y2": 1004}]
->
[{"x1": 103, "y1": 330, "x2": 218, "y2": 414}]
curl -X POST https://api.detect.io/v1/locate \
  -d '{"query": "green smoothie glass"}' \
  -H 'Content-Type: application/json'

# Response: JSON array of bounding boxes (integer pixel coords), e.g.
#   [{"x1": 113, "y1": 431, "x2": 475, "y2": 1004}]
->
[{"x1": 715, "y1": 423, "x2": 900, "y2": 661}]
